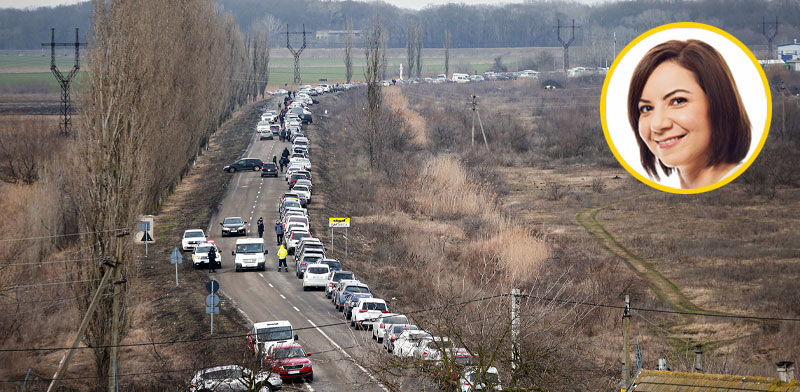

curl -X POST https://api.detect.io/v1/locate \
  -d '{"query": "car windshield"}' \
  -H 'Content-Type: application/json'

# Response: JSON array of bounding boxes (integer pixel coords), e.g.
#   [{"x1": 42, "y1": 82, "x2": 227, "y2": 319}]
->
[
  {"x1": 263, "y1": 163, "x2": 276, "y2": 169},
  {"x1": 224, "y1": 218, "x2": 243, "y2": 225},
  {"x1": 272, "y1": 347, "x2": 306, "y2": 359},
  {"x1": 455, "y1": 356, "x2": 476, "y2": 366},
  {"x1": 293, "y1": 185, "x2": 308, "y2": 192},
  {"x1": 196, "y1": 245, "x2": 215, "y2": 253},
  {"x1": 185, "y1": 231, "x2": 204, "y2": 238},
  {"x1": 257, "y1": 326, "x2": 293, "y2": 342},
  {"x1": 393, "y1": 325, "x2": 418, "y2": 333},
  {"x1": 292, "y1": 232, "x2": 309, "y2": 241},
  {"x1": 289, "y1": 217, "x2": 308, "y2": 225},
  {"x1": 323, "y1": 260, "x2": 341, "y2": 269},
  {"x1": 236, "y1": 243, "x2": 263, "y2": 253},
  {"x1": 362, "y1": 302, "x2": 387, "y2": 311},
  {"x1": 204, "y1": 368, "x2": 242, "y2": 380},
  {"x1": 469, "y1": 372, "x2": 500, "y2": 384},
  {"x1": 283, "y1": 201, "x2": 301, "y2": 209},
  {"x1": 333, "y1": 273, "x2": 353, "y2": 281},
  {"x1": 302, "y1": 256, "x2": 322, "y2": 264},
  {"x1": 308, "y1": 267, "x2": 328, "y2": 274},
  {"x1": 384, "y1": 316, "x2": 408, "y2": 325},
  {"x1": 347, "y1": 286, "x2": 369, "y2": 293}
]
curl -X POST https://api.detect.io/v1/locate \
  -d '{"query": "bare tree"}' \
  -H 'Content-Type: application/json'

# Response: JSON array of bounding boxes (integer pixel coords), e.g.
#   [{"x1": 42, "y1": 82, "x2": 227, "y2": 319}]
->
[
  {"x1": 363, "y1": 11, "x2": 385, "y2": 170},
  {"x1": 444, "y1": 29, "x2": 451, "y2": 77},
  {"x1": 251, "y1": 18, "x2": 271, "y2": 99},
  {"x1": 415, "y1": 24, "x2": 423, "y2": 78},
  {"x1": 406, "y1": 20, "x2": 416, "y2": 79},
  {"x1": 344, "y1": 17, "x2": 354, "y2": 83}
]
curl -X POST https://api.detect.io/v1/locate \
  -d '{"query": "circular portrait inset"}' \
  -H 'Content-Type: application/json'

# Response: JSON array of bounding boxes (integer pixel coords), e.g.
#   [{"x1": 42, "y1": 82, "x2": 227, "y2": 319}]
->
[{"x1": 601, "y1": 22, "x2": 771, "y2": 193}]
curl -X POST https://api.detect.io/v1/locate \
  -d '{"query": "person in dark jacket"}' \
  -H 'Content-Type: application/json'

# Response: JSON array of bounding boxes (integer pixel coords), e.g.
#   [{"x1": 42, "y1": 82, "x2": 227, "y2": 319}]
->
[
  {"x1": 281, "y1": 147, "x2": 290, "y2": 158},
  {"x1": 280, "y1": 129, "x2": 286, "y2": 142},
  {"x1": 274, "y1": 219, "x2": 284, "y2": 246},
  {"x1": 280, "y1": 156, "x2": 290, "y2": 172},
  {"x1": 257, "y1": 217, "x2": 264, "y2": 238},
  {"x1": 208, "y1": 246, "x2": 217, "y2": 273}
]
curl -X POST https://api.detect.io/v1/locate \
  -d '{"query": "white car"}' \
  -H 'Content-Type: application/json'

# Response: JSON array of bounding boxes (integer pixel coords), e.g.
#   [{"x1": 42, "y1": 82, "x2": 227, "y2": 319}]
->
[
  {"x1": 192, "y1": 242, "x2": 221, "y2": 269},
  {"x1": 351, "y1": 298, "x2": 389, "y2": 330},
  {"x1": 413, "y1": 336, "x2": 455, "y2": 361},
  {"x1": 290, "y1": 185, "x2": 311, "y2": 202},
  {"x1": 302, "y1": 264, "x2": 330, "y2": 291},
  {"x1": 289, "y1": 158, "x2": 311, "y2": 171},
  {"x1": 325, "y1": 270, "x2": 355, "y2": 298},
  {"x1": 393, "y1": 330, "x2": 431, "y2": 357},
  {"x1": 460, "y1": 366, "x2": 503, "y2": 391},
  {"x1": 372, "y1": 314, "x2": 409, "y2": 343},
  {"x1": 285, "y1": 230, "x2": 310, "y2": 254},
  {"x1": 247, "y1": 320, "x2": 297, "y2": 355},
  {"x1": 187, "y1": 365, "x2": 282, "y2": 392},
  {"x1": 182, "y1": 229, "x2": 206, "y2": 251}
]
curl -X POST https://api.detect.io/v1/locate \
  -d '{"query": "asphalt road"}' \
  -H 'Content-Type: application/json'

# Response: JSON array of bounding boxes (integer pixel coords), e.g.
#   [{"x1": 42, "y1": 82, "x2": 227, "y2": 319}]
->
[{"x1": 201, "y1": 108, "x2": 388, "y2": 392}]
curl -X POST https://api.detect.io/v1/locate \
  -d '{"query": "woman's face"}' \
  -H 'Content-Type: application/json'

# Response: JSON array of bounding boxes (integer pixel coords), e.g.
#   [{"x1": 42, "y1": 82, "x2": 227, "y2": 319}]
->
[{"x1": 637, "y1": 61, "x2": 712, "y2": 172}]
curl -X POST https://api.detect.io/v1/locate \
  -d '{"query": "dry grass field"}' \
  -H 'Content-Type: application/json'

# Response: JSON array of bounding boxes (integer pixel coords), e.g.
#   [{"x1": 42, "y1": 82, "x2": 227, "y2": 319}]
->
[{"x1": 306, "y1": 71, "x2": 800, "y2": 385}]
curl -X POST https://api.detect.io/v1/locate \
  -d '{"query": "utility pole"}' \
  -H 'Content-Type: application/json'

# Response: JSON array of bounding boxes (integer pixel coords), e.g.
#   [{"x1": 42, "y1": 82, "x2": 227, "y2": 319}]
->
[
  {"x1": 555, "y1": 19, "x2": 578, "y2": 72},
  {"x1": 108, "y1": 229, "x2": 130, "y2": 392},
  {"x1": 760, "y1": 16, "x2": 779, "y2": 60},
  {"x1": 613, "y1": 31, "x2": 617, "y2": 61},
  {"x1": 470, "y1": 95, "x2": 489, "y2": 151},
  {"x1": 286, "y1": 24, "x2": 307, "y2": 85},
  {"x1": 510, "y1": 289, "x2": 521, "y2": 384},
  {"x1": 40, "y1": 28, "x2": 85, "y2": 137},
  {"x1": 47, "y1": 258, "x2": 117, "y2": 392},
  {"x1": 781, "y1": 82, "x2": 786, "y2": 137},
  {"x1": 621, "y1": 295, "x2": 631, "y2": 391}
]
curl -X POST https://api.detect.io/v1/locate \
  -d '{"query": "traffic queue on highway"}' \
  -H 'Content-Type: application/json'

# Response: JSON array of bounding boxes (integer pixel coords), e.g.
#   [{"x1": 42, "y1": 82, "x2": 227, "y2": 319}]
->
[{"x1": 182, "y1": 84, "x2": 502, "y2": 391}]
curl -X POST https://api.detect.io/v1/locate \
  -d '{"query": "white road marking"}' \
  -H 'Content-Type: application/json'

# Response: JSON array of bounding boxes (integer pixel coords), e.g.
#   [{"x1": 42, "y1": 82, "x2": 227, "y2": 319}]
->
[
  {"x1": 304, "y1": 382, "x2": 315, "y2": 392},
  {"x1": 280, "y1": 294, "x2": 286, "y2": 299},
  {"x1": 293, "y1": 306, "x2": 300, "y2": 312},
  {"x1": 306, "y1": 319, "x2": 389, "y2": 392},
  {"x1": 268, "y1": 283, "x2": 274, "y2": 288},
  {"x1": 259, "y1": 273, "x2": 264, "y2": 278}
]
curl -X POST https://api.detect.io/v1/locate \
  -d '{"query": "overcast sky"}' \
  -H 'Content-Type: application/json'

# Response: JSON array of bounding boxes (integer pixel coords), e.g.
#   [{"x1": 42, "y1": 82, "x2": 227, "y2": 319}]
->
[{"x1": 2, "y1": 0, "x2": 605, "y2": 10}]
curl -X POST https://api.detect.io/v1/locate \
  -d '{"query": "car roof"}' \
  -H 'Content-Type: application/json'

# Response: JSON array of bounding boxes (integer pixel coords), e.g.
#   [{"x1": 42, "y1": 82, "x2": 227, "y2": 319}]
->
[
  {"x1": 184, "y1": 229, "x2": 204, "y2": 234},
  {"x1": 270, "y1": 343, "x2": 303, "y2": 351},
  {"x1": 223, "y1": 216, "x2": 243, "y2": 221},
  {"x1": 358, "y1": 298, "x2": 385, "y2": 304},
  {"x1": 236, "y1": 238, "x2": 264, "y2": 244},
  {"x1": 308, "y1": 264, "x2": 330, "y2": 270},
  {"x1": 253, "y1": 320, "x2": 292, "y2": 328}
]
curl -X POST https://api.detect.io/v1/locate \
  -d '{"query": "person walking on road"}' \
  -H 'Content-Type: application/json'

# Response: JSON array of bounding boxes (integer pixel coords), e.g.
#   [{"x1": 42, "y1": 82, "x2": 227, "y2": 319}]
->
[
  {"x1": 277, "y1": 244, "x2": 288, "y2": 272},
  {"x1": 272, "y1": 155, "x2": 277, "y2": 166},
  {"x1": 282, "y1": 147, "x2": 290, "y2": 159},
  {"x1": 274, "y1": 219, "x2": 284, "y2": 246},
  {"x1": 280, "y1": 156, "x2": 290, "y2": 172},
  {"x1": 257, "y1": 217, "x2": 264, "y2": 238}
]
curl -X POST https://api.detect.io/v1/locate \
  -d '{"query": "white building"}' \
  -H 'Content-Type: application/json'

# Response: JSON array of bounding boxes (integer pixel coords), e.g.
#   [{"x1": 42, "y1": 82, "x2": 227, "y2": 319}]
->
[{"x1": 777, "y1": 39, "x2": 800, "y2": 71}]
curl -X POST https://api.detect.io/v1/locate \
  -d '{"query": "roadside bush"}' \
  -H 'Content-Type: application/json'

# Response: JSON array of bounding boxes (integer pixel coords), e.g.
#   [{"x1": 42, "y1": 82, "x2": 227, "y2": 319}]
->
[{"x1": 0, "y1": 116, "x2": 59, "y2": 184}]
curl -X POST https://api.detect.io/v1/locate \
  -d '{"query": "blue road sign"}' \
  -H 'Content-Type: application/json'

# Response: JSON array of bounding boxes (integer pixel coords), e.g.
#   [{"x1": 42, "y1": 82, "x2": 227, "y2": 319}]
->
[
  {"x1": 206, "y1": 280, "x2": 219, "y2": 293},
  {"x1": 206, "y1": 294, "x2": 220, "y2": 307},
  {"x1": 170, "y1": 247, "x2": 183, "y2": 265}
]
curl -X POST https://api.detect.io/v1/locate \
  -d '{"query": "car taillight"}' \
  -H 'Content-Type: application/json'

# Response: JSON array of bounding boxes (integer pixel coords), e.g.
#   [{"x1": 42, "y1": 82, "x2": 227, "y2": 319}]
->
[
  {"x1": 381, "y1": 310, "x2": 389, "y2": 313},
  {"x1": 300, "y1": 262, "x2": 306, "y2": 266},
  {"x1": 328, "y1": 282, "x2": 333, "y2": 287},
  {"x1": 379, "y1": 323, "x2": 384, "y2": 329},
  {"x1": 359, "y1": 309, "x2": 367, "y2": 313}
]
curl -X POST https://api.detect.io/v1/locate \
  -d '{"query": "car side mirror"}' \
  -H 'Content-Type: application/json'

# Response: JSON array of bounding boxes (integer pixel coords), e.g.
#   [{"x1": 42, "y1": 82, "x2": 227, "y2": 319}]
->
[
  {"x1": 231, "y1": 250, "x2": 235, "y2": 256},
  {"x1": 219, "y1": 222, "x2": 222, "y2": 225},
  {"x1": 264, "y1": 250, "x2": 268, "y2": 254},
  {"x1": 265, "y1": 355, "x2": 272, "y2": 359},
  {"x1": 306, "y1": 352, "x2": 312, "y2": 356},
  {"x1": 294, "y1": 334, "x2": 299, "y2": 341}
]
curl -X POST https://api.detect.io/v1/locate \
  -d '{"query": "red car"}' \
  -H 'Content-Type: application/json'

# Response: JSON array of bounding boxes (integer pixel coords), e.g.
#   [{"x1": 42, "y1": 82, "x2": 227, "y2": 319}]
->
[{"x1": 265, "y1": 343, "x2": 313, "y2": 382}]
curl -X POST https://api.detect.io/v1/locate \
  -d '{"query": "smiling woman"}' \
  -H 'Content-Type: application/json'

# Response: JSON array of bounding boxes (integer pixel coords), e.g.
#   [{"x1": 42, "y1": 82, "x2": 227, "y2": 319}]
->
[{"x1": 627, "y1": 39, "x2": 751, "y2": 189}]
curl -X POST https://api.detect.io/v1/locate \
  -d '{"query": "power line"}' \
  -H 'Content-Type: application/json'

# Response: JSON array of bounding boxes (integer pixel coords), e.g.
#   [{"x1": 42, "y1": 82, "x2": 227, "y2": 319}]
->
[
  {"x1": 2, "y1": 278, "x2": 100, "y2": 291},
  {"x1": 1, "y1": 256, "x2": 102, "y2": 267},
  {"x1": 0, "y1": 228, "x2": 129, "y2": 243}
]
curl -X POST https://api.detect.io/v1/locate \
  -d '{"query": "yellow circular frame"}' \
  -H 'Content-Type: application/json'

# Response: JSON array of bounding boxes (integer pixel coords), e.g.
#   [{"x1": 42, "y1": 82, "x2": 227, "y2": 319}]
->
[{"x1": 600, "y1": 22, "x2": 772, "y2": 194}]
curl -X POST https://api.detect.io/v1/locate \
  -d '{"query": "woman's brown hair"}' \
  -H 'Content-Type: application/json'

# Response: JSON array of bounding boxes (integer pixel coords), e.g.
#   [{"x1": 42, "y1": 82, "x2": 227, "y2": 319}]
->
[{"x1": 627, "y1": 39, "x2": 751, "y2": 180}]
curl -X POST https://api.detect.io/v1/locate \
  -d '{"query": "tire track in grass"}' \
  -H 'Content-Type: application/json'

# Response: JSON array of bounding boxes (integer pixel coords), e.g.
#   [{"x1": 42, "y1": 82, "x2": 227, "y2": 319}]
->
[{"x1": 576, "y1": 195, "x2": 702, "y2": 313}]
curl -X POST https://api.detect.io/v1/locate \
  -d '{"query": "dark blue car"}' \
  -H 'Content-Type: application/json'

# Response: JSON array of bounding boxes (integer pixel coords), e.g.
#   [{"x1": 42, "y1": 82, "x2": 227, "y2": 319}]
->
[
  {"x1": 320, "y1": 259, "x2": 342, "y2": 272},
  {"x1": 344, "y1": 293, "x2": 373, "y2": 320},
  {"x1": 336, "y1": 283, "x2": 370, "y2": 311}
]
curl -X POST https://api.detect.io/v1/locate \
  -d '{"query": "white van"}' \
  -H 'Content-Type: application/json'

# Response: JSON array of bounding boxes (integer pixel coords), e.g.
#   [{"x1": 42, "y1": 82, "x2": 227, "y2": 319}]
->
[
  {"x1": 232, "y1": 238, "x2": 268, "y2": 271},
  {"x1": 519, "y1": 69, "x2": 539, "y2": 79},
  {"x1": 451, "y1": 73, "x2": 470, "y2": 83}
]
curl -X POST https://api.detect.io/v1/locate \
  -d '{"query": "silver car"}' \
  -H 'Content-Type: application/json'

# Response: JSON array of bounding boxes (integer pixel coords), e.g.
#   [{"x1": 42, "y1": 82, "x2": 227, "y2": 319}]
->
[{"x1": 187, "y1": 365, "x2": 282, "y2": 391}]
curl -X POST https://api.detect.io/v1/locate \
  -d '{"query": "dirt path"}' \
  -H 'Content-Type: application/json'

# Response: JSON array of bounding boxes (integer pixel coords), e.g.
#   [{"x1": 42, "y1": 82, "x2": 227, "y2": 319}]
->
[{"x1": 576, "y1": 195, "x2": 702, "y2": 313}]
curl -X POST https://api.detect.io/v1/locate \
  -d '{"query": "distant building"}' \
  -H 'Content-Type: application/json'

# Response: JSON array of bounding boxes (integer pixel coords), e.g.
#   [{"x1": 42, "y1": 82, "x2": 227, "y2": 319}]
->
[
  {"x1": 777, "y1": 39, "x2": 800, "y2": 71},
  {"x1": 315, "y1": 30, "x2": 362, "y2": 44}
]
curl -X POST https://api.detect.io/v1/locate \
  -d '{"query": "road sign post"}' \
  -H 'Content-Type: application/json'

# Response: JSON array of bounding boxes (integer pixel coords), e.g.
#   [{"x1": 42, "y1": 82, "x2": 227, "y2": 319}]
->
[
  {"x1": 206, "y1": 280, "x2": 220, "y2": 334},
  {"x1": 170, "y1": 247, "x2": 183, "y2": 286},
  {"x1": 328, "y1": 218, "x2": 350, "y2": 259},
  {"x1": 136, "y1": 216, "x2": 155, "y2": 257}
]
